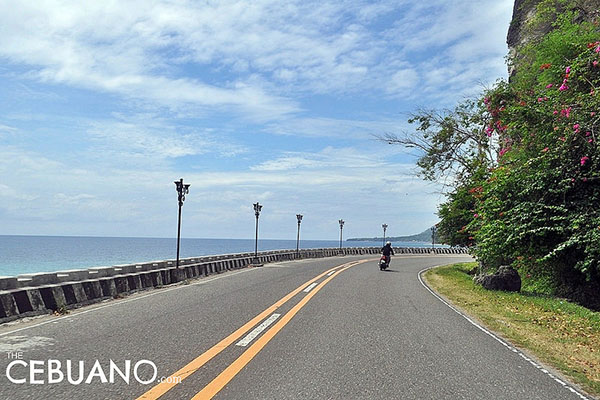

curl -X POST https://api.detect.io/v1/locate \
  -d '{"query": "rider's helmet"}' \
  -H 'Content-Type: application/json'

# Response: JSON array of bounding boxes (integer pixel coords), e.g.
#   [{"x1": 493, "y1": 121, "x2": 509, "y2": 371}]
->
[{"x1": 386, "y1": 241, "x2": 391, "y2": 246}]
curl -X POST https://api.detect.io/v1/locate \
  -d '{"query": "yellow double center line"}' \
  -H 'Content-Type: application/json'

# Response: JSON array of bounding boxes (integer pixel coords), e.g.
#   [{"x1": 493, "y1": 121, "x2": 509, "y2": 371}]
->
[{"x1": 138, "y1": 259, "x2": 369, "y2": 400}]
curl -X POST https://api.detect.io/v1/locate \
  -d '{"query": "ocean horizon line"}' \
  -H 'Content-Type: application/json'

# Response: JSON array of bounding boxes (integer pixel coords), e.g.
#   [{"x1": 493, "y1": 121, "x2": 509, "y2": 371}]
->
[
  {"x1": 1, "y1": 236, "x2": 440, "y2": 277},
  {"x1": 0, "y1": 234, "x2": 437, "y2": 244},
  {"x1": 0, "y1": 234, "x2": 387, "y2": 243}
]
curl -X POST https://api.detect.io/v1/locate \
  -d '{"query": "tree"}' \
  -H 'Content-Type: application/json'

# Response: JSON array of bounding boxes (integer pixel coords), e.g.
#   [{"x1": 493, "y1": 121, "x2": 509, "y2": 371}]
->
[
  {"x1": 379, "y1": 99, "x2": 498, "y2": 185},
  {"x1": 384, "y1": 1, "x2": 600, "y2": 308}
]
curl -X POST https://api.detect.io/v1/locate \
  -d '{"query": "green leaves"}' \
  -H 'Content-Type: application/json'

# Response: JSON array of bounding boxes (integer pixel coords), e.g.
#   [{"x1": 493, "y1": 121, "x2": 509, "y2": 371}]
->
[
  {"x1": 424, "y1": 4, "x2": 600, "y2": 306},
  {"x1": 384, "y1": 1, "x2": 600, "y2": 306}
]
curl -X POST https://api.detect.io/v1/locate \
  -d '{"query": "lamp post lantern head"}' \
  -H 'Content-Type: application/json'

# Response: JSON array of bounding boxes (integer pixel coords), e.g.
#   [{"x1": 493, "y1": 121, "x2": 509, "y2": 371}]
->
[
  {"x1": 254, "y1": 202, "x2": 262, "y2": 217},
  {"x1": 174, "y1": 178, "x2": 190, "y2": 206},
  {"x1": 382, "y1": 223, "x2": 388, "y2": 230},
  {"x1": 339, "y1": 219, "x2": 345, "y2": 228},
  {"x1": 296, "y1": 214, "x2": 303, "y2": 223}
]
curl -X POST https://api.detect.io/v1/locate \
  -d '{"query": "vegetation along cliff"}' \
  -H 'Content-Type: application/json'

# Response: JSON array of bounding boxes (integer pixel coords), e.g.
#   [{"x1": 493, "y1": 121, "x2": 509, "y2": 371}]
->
[{"x1": 386, "y1": 0, "x2": 600, "y2": 309}]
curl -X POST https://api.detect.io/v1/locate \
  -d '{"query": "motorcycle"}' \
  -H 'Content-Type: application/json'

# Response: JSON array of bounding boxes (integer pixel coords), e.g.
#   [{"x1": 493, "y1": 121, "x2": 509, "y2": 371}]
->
[{"x1": 379, "y1": 254, "x2": 390, "y2": 271}]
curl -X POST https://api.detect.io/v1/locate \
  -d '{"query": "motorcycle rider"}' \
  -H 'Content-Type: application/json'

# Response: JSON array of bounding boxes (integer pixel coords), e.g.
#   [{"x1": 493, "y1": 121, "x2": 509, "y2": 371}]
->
[{"x1": 381, "y1": 241, "x2": 394, "y2": 266}]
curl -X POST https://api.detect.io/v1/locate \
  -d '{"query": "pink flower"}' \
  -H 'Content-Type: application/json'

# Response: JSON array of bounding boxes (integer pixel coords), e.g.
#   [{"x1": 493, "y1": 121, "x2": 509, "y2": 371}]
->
[
  {"x1": 474, "y1": 213, "x2": 479, "y2": 218},
  {"x1": 586, "y1": 131, "x2": 591, "y2": 136},
  {"x1": 542, "y1": 147, "x2": 549, "y2": 152},
  {"x1": 495, "y1": 121, "x2": 507, "y2": 132},
  {"x1": 574, "y1": 123, "x2": 581, "y2": 133},
  {"x1": 592, "y1": 112, "x2": 597, "y2": 117},
  {"x1": 595, "y1": 45, "x2": 600, "y2": 53},
  {"x1": 499, "y1": 148, "x2": 509, "y2": 157},
  {"x1": 553, "y1": 110, "x2": 559, "y2": 115},
  {"x1": 594, "y1": 61, "x2": 599, "y2": 67},
  {"x1": 546, "y1": 83, "x2": 553, "y2": 88},
  {"x1": 589, "y1": 138, "x2": 594, "y2": 143},
  {"x1": 559, "y1": 83, "x2": 569, "y2": 91},
  {"x1": 566, "y1": 66, "x2": 571, "y2": 74},
  {"x1": 581, "y1": 156, "x2": 589, "y2": 166},
  {"x1": 560, "y1": 107, "x2": 572, "y2": 118}
]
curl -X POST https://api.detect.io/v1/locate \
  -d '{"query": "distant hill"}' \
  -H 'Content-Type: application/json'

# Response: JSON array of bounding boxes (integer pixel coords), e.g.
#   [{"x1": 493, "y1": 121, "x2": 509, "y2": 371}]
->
[{"x1": 348, "y1": 226, "x2": 440, "y2": 243}]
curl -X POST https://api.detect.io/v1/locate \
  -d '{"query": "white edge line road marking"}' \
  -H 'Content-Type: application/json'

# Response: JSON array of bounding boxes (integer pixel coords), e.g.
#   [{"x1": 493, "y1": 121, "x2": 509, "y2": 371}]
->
[
  {"x1": 235, "y1": 314, "x2": 281, "y2": 347},
  {"x1": 303, "y1": 282, "x2": 318, "y2": 292},
  {"x1": 418, "y1": 266, "x2": 591, "y2": 400}
]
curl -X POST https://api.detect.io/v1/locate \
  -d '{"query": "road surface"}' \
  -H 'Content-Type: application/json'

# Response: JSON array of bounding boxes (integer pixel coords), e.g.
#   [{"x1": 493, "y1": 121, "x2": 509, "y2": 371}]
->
[{"x1": 0, "y1": 254, "x2": 592, "y2": 399}]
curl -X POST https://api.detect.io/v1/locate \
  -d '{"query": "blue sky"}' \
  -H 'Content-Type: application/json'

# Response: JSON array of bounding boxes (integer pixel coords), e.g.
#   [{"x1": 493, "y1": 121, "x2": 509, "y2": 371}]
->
[{"x1": 0, "y1": 0, "x2": 514, "y2": 241}]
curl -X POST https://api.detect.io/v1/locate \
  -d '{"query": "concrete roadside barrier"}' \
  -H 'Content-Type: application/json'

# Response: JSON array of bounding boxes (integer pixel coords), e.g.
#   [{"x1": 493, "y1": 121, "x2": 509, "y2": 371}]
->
[{"x1": 0, "y1": 247, "x2": 468, "y2": 322}]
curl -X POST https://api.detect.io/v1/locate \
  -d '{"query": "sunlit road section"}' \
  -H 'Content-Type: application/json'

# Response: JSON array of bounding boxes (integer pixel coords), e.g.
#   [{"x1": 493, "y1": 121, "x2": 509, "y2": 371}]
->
[{"x1": 0, "y1": 254, "x2": 591, "y2": 399}]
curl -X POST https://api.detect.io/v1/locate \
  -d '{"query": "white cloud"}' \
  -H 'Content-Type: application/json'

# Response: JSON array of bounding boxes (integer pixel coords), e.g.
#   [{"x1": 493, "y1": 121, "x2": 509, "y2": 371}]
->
[
  {"x1": 0, "y1": 184, "x2": 37, "y2": 202},
  {"x1": 250, "y1": 147, "x2": 387, "y2": 172},
  {"x1": 386, "y1": 69, "x2": 419, "y2": 94},
  {"x1": 0, "y1": 133, "x2": 443, "y2": 239},
  {"x1": 0, "y1": 0, "x2": 515, "y2": 240},
  {"x1": 0, "y1": 1, "x2": 301, "y2": 120},
  {"x1": 0, "y1": 124, "x2": 16, "y2": 133},
  {"x1": 0, "y1": 0, "x2": 512, "y2": 113},
  {"x1": 86, "y1": 118, "x2": 244, "y2": 162},
  {"x1": 264, "y1": 117, "x2": 403, "y2": 139},
  {"x1": 380, "y1": 0, "x2": 512, "y2": 103}
]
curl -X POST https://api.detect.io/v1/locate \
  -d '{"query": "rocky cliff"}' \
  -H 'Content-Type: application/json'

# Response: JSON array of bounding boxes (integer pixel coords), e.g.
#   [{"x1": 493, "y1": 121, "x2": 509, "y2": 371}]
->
[{"x1": 506, "y1": 0, "x2": 600, "y2": 74}]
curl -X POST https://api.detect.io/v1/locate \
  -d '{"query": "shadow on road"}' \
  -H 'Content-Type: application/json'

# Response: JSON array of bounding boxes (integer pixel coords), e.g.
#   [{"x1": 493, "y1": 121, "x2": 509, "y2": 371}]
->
[{"x1": 381, "y1": 269, "x2": 400, "y2": 273}]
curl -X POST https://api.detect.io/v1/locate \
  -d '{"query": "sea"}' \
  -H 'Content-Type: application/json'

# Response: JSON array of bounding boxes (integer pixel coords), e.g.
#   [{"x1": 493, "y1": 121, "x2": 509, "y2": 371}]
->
[{"x1": 0, "y1": 235, "x2": 439, "y2": 277}]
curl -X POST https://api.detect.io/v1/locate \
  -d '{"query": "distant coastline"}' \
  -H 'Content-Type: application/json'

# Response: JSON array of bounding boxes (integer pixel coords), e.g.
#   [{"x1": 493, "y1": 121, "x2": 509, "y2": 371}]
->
[
  {"x1": 348, "y1": 226, "x2": 439, "y2": 243},
  {"x1": 347, "y1": 238, "x2": 430, "y2": 243}
]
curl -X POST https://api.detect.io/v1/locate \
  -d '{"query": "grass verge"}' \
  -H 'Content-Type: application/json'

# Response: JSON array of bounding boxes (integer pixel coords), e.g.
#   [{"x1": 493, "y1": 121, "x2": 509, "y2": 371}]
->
[{"x1": 424, "y1": 262, "x2": 600, "y2": 398}]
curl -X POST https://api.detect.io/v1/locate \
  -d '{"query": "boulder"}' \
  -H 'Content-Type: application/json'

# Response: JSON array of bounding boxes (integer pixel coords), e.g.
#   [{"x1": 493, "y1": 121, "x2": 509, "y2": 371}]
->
[{"x1": 475, "y1": 266, "x2": 521, "y2": 292}]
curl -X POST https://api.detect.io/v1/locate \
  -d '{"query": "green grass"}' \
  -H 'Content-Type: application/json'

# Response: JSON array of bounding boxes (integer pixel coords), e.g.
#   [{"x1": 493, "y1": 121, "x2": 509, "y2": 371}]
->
[{"x1": 424, "y1": 262, "x2": 600, "y2": 398}]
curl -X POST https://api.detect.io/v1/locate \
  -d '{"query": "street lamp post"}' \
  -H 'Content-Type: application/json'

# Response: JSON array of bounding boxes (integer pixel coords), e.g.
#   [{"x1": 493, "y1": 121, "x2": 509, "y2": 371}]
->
[
  {"x1": 296, "y1": 214, "x2": 303, "y2": 258},
  {"x1": 338, "y1": 219, "x2": 345, "y2": 253},
  {"x1": 174, "y1": 178, "x2": 190, "y2": 269},
  {"x1": 253, "y1": 202, "x2": 262, "y2": 263},
  {"x1": 431, "y1": 225, "x2": 436, "y2": 250},
  {"x1": 382, "y1": 223, "x2": 388, "y2": 246}
]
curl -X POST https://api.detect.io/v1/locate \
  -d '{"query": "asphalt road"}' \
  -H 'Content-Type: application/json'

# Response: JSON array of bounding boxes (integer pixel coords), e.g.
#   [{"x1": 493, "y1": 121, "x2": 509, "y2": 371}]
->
[{"x1": 0, "y1": 254, "x2": 593, "y2": 400}]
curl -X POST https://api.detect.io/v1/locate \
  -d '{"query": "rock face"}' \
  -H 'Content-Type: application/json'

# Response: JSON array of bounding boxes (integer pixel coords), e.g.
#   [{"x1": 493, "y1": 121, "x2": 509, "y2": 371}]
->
[
  {"x1": 506, "y1": 0, "x2": 600, "y2": 76},
  {"x1": 506, "y1": 0, "x2": 543, "y2": 50},
  {"x1": 507, "y1": 0, "x2": 600, "y2": 50},
  {"x1": 475, "y1": 266, "x2": 521, "y2": 292}
]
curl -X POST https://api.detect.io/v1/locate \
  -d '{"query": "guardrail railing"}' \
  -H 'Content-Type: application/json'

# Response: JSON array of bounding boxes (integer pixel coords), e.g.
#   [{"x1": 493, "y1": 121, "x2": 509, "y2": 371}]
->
[{"x1": 0, "y1": 246, "x2": 468, "y2": 322}]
